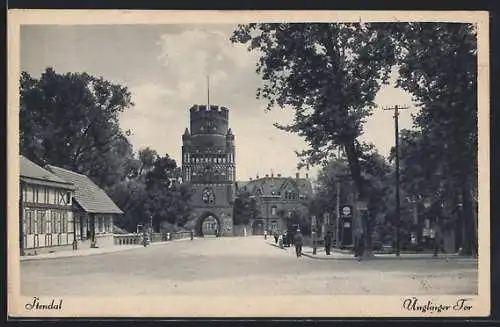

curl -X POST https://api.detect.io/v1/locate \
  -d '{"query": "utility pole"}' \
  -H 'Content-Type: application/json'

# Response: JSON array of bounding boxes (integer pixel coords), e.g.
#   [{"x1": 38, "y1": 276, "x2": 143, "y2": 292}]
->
[
  {"x1": 335, "y1": 179, "x2": 341, "y2": 249},
  {"x1": 383, "y1": 104, "x2": 410, "y2": 257},
  {"x1": 207, "y1": 75, "x2": 210, "y2": 108}
]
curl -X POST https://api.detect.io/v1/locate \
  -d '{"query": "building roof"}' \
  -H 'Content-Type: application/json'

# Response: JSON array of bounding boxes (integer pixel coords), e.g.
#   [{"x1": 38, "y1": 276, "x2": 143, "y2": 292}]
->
[
  {"x1": 20, "y1": 156, "x2": 75, "y2": 190},
  {"x1": 237, "y1": 176, "x2": 313, "y2": 197},
  {"x1": 46, "y1": 165, "x2": 123, "y2": 215}
]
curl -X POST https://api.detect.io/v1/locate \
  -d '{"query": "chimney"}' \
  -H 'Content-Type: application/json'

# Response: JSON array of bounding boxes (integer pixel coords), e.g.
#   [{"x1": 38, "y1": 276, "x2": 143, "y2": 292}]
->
[{"x1": 296, "y1": 173, "x2": 299, "y2": 179}]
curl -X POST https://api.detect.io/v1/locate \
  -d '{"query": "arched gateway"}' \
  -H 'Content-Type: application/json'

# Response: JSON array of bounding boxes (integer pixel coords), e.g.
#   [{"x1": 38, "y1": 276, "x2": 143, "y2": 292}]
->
[{"x1": 196, "y1": 212, "x2": 221, "y2": 237}]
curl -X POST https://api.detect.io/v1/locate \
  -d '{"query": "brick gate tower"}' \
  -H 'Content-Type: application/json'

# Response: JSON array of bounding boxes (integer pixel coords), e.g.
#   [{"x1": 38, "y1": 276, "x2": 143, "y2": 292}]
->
[{"x1": 182, "y1": 104, "x2": 235, "y2": 236}]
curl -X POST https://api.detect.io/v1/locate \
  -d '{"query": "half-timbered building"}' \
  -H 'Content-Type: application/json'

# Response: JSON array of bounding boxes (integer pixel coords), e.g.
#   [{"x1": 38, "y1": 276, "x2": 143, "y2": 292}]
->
[
  {"x1": 46, "y1": 165, "x2": 123, "y2": 248},
  {"x1": 20, "y1": 156, "x2": 76, "y2": 254}
]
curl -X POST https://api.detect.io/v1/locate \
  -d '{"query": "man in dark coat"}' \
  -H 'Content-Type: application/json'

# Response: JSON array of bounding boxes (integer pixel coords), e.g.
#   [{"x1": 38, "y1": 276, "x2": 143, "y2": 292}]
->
[
  {"x1": 432, "y1": 220, "x2": 446, "y2": 257},
  {"x1": 274, "y1": 231, "x2": 279, "y2": 244},
  {"x1": 324, "y1": 230, "x2": 333, "y2": 255},
  {"x1": 293, "y1": 229, "x2": 304, "y2": 257}
]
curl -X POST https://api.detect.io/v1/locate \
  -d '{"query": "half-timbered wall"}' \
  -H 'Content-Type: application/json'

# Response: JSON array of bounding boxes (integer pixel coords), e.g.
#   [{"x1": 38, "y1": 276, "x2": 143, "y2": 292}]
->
[{"x1": 22, "y1": 183, "x2": 74, "y2": 250}]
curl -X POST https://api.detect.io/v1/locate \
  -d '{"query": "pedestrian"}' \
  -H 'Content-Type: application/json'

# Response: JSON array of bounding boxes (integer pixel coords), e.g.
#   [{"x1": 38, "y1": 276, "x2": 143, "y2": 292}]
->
[
  {"x1": 353, "y1": 227, "x2": 362, "y2": 257},
  {"x1": 357, "y1": 232, "x2": 365, "y2": 261},
  {"x1": 264, "y1": 230, "x2": 268, "y2": 240},
  {"x1": 293, "y1": 228, "x2": 304, "y2": 257},
  {"x1": 324, "y1": 230, "x2": 333, "y2": 255},
  {"x1": 433, "y1": 220, "x2": 446, "y2": 258},
  {"x1": 274, "y1": 231, "x2": 279, "y2": 244}
]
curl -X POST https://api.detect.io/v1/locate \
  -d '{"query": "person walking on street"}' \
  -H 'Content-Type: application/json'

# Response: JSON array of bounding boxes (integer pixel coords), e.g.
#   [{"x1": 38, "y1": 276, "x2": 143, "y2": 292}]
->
[
  {"x1": 274, "y1": 231, "x2": 279, "y2": 244},
  {"x1": 432, "y1": 220, "x2": 446, "y2": 258},
  {"x1": 293, "y1": 228, "x2": 304, "y2": 257},
  {"x1": 324, "y1": 230, "x2": 333, "y2": 255},
  {"x1": 357, "y1": 232, "x2": 365, "y2": 261}
]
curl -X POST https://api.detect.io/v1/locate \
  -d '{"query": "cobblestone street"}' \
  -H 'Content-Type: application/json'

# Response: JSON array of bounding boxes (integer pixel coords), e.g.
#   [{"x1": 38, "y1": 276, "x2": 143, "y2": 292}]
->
[{"x1": 21, "y1": 236, "x2": 478, "y2": 296}]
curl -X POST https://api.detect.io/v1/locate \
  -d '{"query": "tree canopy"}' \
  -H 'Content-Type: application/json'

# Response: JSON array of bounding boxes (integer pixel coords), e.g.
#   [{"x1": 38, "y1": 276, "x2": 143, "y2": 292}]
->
[
  {"x1": 232, "y1": 22, "x2": 478, "y2": 254},
  {"x1": 20, "y1": 67, "x2": 134, "y2": 188},
  {"x1": 231, "y1": 23, "x2": 395, "y2": 200},
  {"x1": 233, "y1": 191, "x2": 259, "y2": 226},
  {"x1": 20, "y1": 68, "x2": 193, "y2": 233}
]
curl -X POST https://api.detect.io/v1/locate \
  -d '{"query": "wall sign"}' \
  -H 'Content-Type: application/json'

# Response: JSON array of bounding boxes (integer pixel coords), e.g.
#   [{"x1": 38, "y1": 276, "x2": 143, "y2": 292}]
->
[{"x1": 340, "y1": 205, "x2": 353, "y2": 218}]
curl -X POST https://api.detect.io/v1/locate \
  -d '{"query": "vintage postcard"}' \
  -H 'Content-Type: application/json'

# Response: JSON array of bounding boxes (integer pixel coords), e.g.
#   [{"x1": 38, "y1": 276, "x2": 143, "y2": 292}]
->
[{"x1": 7, "y1": 10, "x2": 490, "y2": 317}]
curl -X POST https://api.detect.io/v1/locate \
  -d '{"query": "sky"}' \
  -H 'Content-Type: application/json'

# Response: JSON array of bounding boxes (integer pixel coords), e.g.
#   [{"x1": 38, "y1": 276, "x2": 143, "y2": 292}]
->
[{"x1": 20, "y1": 24, "x2": 419, "y2": 181}]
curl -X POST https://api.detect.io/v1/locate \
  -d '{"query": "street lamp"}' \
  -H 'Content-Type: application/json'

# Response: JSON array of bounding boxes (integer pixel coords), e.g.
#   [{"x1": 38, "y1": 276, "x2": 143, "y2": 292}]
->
[
  {"x1": 149, "y1": 215, "x2": 153, "y2": 242},
  {"x1": 457, "y1": 201, "x2": 464, "y2": 253},
  {"x1": 311, "y1": 215, "x2": 317, "y2": 255},
  {"x1": 422, "y1": 198, "x2": 432, "y2": 243},
  {"x1": 287, "y1": 209, "x2": 291, "y2": 231}
]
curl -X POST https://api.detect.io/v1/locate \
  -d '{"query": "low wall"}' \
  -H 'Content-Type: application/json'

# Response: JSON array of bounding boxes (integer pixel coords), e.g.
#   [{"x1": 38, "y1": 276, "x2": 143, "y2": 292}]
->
[{"x1": 114, "y1": 231, "x2": 192, "y2": 245}]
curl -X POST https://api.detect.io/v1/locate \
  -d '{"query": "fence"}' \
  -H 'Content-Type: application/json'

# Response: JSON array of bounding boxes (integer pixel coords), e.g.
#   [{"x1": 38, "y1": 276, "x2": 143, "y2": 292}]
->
[{"x1": 114, "y1": 231, "x2": 192, "y2": 246}]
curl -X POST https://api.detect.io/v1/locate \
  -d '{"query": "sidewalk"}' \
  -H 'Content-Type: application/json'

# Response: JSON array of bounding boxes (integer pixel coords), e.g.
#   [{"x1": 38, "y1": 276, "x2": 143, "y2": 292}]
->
[
  {"x1": 285, "y1": 246, "x2": 477, "y2": 261},
  {"x1": 20, "y1": 238, "x2": 192, "y2": 262},
  {"x1": 298, "y1": 245, "x2": 474, "y2": 261}
]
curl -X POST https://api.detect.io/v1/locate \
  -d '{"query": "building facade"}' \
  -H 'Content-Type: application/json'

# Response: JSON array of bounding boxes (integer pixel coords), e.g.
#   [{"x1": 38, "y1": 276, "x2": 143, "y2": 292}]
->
[
  {"x1": 46, "y1": 165, "x2": 123, "y2": 248},
  {"x1": 20, "y1": 156, "x2": 76, "y2": 254},
  {"x1": 182, "y1": 104, "x2": 235, "y2": 236},
  {"x1": 236, "y1": 173, "x2": 313, "y2": 235}
]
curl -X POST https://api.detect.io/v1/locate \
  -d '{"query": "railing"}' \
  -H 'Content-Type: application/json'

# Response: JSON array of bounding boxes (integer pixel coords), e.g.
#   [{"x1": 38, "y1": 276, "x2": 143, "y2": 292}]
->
[
  {"x1": 113, "y1": 233, "x2": 142, "y2": 245},
  {"x1": 114, "y1": 231, "x2": 193, "y2": 245}
]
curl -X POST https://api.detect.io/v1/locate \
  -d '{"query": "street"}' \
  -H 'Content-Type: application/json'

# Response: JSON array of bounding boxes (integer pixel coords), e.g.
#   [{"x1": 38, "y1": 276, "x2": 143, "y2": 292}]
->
[{"x1": 21, "y1": 236, "x2": 478, "y2": 296}]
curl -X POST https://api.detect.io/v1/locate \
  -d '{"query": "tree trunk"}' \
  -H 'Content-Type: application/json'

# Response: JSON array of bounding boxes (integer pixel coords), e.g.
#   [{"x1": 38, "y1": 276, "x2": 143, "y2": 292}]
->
[
  {"x1": 343, "y1": 141, "x2": 373, "y2": 256},
  {"x1": 461, "y1": 186, "x2": 477, "y2": 256},
  {"x1": 343, "y1": 141, "x2": 365, "y2": 198}
]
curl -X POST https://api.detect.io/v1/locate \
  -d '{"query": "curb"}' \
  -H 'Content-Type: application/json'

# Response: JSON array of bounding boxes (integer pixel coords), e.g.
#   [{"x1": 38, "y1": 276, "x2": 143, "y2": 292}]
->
[
  {"x1": 20, "y1": 238, "x2": 192, "y2": 262},
  {"x1": 301, "y1": 252, "x2": 354, "y2": 260},
  {"x1": 301, "y1": 252, "x2": 471, "y2": 261}
]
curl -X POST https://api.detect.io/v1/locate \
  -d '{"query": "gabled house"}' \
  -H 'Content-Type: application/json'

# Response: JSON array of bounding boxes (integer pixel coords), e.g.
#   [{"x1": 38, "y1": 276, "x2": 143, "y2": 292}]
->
[
  {"x1": 46, "y1": 165, "x2": 123, "y2": 248},
  {"x1": 20, "y1": 156, "x2": 76, "y2": 254},
  {"x1": 236, "y1": 172, "x2": 313, "y2": 235}
]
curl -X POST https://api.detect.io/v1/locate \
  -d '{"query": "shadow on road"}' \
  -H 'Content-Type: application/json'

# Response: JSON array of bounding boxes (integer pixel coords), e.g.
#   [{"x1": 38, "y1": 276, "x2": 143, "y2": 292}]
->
[{"x1": 268, "y1": 243, "x2": 288, "y2": 251}]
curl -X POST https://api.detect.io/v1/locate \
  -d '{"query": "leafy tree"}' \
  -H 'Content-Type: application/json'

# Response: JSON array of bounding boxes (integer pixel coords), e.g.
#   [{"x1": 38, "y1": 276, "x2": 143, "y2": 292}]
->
[
  {"x1": 233, "y1": 191, "x2": 259, "y2": 226},
  {"x1": 385, "y1": 23, "x2": 478, "y2": 255},
  {"x1": 313, "y1": 146, "x2": 391, "y2": 250},
  {"x1": 231, "y1": 23, "x2": 395, "y2": 200},
  {"x1": 20, "y1": 67, "x2": 134, "y2": 188},
  {"x1": 143, "y1": 154, "x2": 191, "y2": 231},
  {"x1": 107, "y1": 178, "x2": 148, "y2": 232},
  {"x1": 138, "y1": 147, "x2": 159, "y2": 175}
]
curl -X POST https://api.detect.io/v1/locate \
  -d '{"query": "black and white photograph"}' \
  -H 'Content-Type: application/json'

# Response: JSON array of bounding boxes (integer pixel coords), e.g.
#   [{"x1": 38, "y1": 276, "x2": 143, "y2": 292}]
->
[{"x1": 7, "y1": 10, "x2": 489, "y2": 317}]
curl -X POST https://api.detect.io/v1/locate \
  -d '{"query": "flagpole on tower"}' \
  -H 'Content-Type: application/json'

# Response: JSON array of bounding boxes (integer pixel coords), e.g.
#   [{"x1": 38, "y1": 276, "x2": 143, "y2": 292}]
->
[{"x1": 207, "y1": 75, "x2": 210, "y2": 109}]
